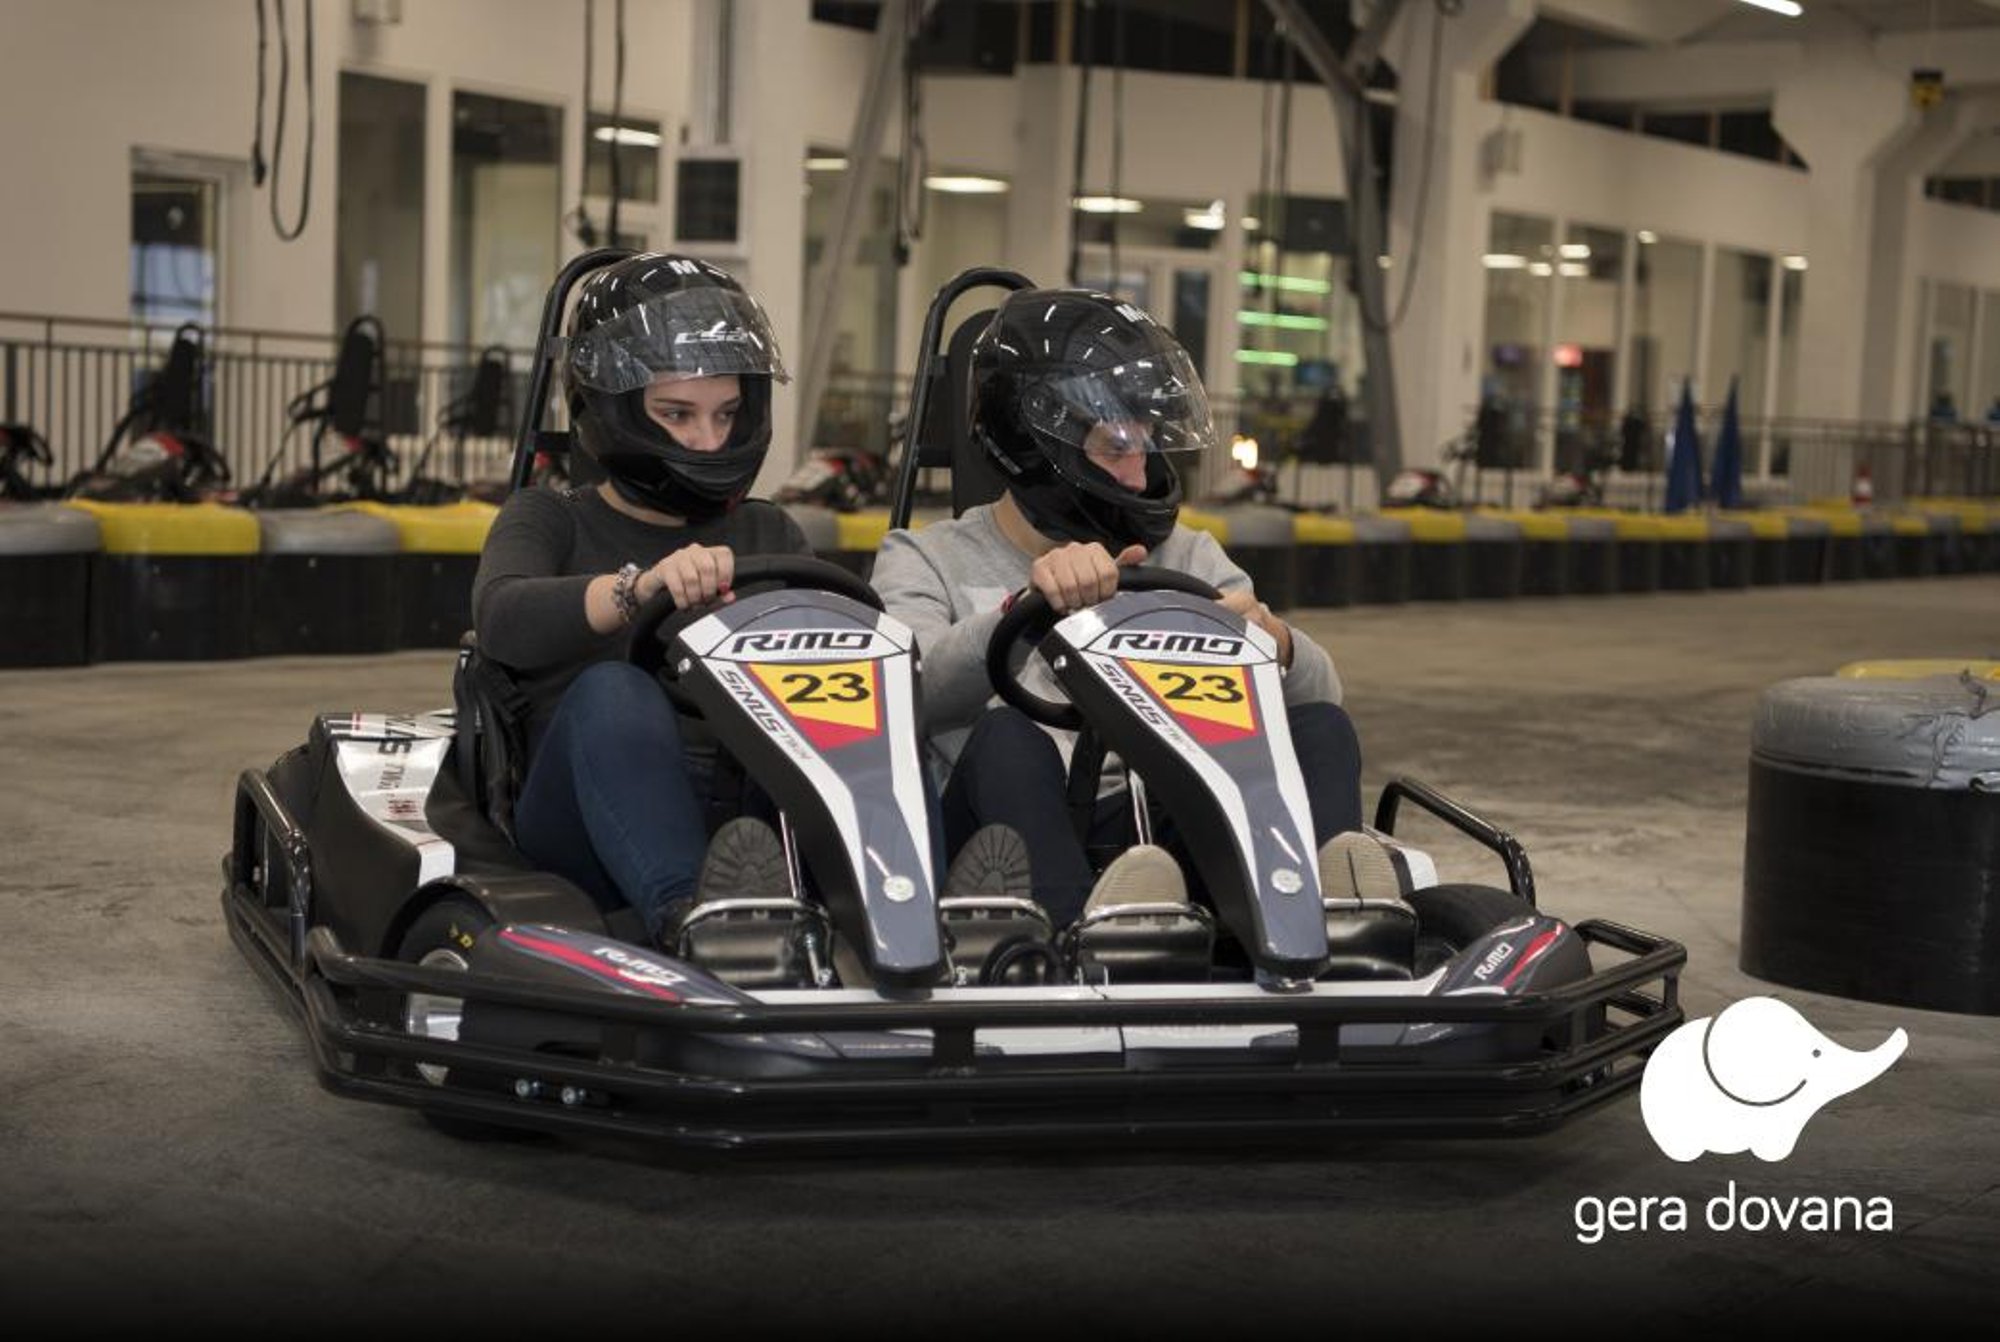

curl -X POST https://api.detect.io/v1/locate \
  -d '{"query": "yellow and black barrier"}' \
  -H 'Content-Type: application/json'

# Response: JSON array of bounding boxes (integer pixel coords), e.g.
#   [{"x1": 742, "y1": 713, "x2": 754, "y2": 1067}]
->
[
  {"x1": 335, "y1": 500, "x2": 497, "y2": 649},
  {"x1": 66, "y1": 500, "x2": 261, "y2": 661},
  {"x1": 252, "y1": 509, "x2": 402, "y2": 656}
]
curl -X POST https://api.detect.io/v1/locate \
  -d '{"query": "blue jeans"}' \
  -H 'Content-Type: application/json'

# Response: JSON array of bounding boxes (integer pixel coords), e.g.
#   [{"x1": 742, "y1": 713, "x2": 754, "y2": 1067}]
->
[
  {"x1": 942, "y1": 700, "x2": 1364, "y2": 926},
  {"x1": 512, "y1": 661, "x2": 719, "y2": 939}
]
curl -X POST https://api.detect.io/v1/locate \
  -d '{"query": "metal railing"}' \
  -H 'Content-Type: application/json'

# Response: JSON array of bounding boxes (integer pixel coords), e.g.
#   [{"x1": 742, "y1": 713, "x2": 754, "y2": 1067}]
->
[{"x1": 0, "y1": 312, "x2": 527, "y2": 497}]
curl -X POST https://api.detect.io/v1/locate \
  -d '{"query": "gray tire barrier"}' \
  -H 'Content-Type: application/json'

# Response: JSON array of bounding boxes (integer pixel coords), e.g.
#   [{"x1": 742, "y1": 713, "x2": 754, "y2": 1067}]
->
[{"x1": 1741, "y1": 665, "x2": 2000, "y2": 1016}]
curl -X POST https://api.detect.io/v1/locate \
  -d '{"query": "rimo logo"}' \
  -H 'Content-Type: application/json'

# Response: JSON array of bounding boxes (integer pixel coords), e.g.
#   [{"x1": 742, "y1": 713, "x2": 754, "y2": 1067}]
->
[
  {"x1": 727, "y1": 629, "x2": 876, "y2": 656},
  {"x1": 1570, "y1": 996, "x2": 1907, "y2": 1245},
  {"x1": 1101, "y1": 631, "x2": 1245, "y2": 658}
]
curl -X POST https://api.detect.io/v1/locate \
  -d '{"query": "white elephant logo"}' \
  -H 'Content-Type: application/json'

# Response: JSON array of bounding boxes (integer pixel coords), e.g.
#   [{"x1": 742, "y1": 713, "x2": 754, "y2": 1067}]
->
[{"x1": 1639, "y1": 996, "x2": 1908, "y2": 1162}]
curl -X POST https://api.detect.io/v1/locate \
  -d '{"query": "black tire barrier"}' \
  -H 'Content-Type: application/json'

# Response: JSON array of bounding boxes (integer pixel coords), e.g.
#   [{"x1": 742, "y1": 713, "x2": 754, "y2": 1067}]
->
[
  {"x1": 0, "y1": 504, "x2": 100, "y2": 667},
  {"x1": 1741, "y1": 668, "x2": 2000, "y2": 1016},
  {"x1": 252, "y1": 509, "x2": 402, "y2": 656}
]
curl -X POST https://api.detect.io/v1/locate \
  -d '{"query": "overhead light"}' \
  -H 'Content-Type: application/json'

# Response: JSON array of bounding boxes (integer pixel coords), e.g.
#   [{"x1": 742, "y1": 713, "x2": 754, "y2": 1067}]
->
[
  {"x1": 1241, "y1": 215, "x2": 1262, "y2": 231},
  {"x1": 1636, "y1": 229, "x2": 1659, "y2": 245},
  {"x1": 1529, "y1": 262, "x2": 1555, "y2": 276},
  {"x1": 925, "y1": 175, "x2": 1009, "y2": 194},
  {"x1": 1558, "y1": 243, "x2": 1591, "y2": 259},
  {"x1": 1736, "y1": 0, "x2": 1802, "y2": 16},
  {"x1": 805, "y1": 155, "x2": 849, "y2": 172},
  {"x1": 1557, "y1": 261, "x2": 1590, "y2": 278},
  {"x1": 593, "y1": 125, "x2": 662, "y2": 147},
  {"x1": 1377, "y1": 255, "x2": 1393, "y2": 269},
  {"x1": 1074, "y1": 195, "x2": 1143, "y2": 214},
  {"x1": 1482, "y1": 253, "x2": 1527, "y2": 269},
  {"x1": 1782, "y1": 254, "x2": 1809, "y2": 271},
  {"x1": 1183, "y1": 201, "x2": 1228, "y2": 230}
]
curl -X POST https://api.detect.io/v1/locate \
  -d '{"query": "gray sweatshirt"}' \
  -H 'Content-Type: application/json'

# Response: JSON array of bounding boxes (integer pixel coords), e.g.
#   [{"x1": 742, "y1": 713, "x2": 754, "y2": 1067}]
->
[{"x1": 870, "y1": 501, "x2": 1342, "y2": 781}]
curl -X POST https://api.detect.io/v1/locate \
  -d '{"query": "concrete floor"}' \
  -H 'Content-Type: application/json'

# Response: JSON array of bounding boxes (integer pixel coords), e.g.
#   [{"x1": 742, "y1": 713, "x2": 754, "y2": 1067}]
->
[{"x1": 3, "y1": 575, "x2": 1997, "y2": 1336}]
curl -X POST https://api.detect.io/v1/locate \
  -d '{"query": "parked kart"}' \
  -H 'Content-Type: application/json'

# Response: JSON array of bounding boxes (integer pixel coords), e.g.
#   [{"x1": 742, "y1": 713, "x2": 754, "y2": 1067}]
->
[{"x1": 220, "y1": 251, "x2": 1685, "y2": 1153}]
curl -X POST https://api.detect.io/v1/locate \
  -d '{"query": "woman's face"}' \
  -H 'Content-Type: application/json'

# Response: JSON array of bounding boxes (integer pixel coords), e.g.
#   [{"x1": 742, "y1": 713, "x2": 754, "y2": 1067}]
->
[{"x1": 643, "y1": 373, "x2": 742, "y2": 451}]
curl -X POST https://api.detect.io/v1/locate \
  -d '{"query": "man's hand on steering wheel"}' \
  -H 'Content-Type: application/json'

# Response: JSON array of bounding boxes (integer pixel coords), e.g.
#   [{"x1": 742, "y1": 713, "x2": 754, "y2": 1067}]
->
[{"x1": 1026, "y1": 541, "x2": 1147, "y2": 613}]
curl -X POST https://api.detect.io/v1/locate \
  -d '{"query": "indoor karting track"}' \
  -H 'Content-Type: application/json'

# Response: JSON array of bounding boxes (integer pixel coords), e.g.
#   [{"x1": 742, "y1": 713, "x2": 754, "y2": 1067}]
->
[{"x1": 4, "y1": 576, "x2": 1997, "y2": 1336}]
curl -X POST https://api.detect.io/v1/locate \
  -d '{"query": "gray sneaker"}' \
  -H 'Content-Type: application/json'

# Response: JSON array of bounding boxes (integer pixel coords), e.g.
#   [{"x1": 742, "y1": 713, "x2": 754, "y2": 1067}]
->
[
  {"x1": 1318, "y1": 829, "x2": 1416, "y2": 904},
  {"x1": 1083, "y1": 844, "x2": 1188, "y2": 914}
]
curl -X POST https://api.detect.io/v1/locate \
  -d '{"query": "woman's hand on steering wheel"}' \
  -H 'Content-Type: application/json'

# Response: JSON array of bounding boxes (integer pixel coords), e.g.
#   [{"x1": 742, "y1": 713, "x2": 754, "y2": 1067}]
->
[{"x1": 642, "y1": 542, "x2": 737, "y2": 611}]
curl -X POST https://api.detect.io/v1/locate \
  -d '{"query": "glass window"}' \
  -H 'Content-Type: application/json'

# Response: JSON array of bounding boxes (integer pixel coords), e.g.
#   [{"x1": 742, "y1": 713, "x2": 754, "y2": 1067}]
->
[
  {"x1": 585, "y1": 113, "x2": 662, "y2": 203},
  {"x1": 1925, "y1": 280, "x2": 1975, "y2": 421},
  {"x1": 338, "y1": 72, "x2": 425, "y2": 344},
  {"x1": 1236, "y1": 195, "x2": 1361, "y2": 400},
  {"x1": 1552, "y1": 223, "x2": 1623, "y2": 474},
  {"x1": 130, "y1": 172, "x2": 217, "y2": 331},
  {"x1": 802, "y1": 151, "x2": 901, "y2": 455},
  {"x1": 1977, "y1": 291, "x2": 2000, "y2": 423},
  {"x1": 450, "y1": 92, "x2": 562, "y2": 351},
  {"x1": 1705, "y1": 247, "x2": 1773, "y2": 415},
  {"x1": 1774, "y1": 262, "x2": 1804, "y2": 420},
  {"x1": 1479, "y1": 211, "x2": 1555, "y2": 469},
  {"x1": 1629, "y1": 234, "x2": 1701, "y2": 417}
]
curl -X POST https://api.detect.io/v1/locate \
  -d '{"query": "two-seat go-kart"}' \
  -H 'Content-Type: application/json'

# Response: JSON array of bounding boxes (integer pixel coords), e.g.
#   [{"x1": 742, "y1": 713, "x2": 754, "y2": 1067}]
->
[{"x1": 221, "y1": 256, "x2": 1685, "y2": 1152}]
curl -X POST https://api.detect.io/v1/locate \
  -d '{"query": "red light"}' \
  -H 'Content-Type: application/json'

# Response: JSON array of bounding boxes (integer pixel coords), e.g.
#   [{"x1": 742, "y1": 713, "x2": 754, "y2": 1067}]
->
[{"x1": 1553, "y1": 343, "x2": 1584, "y2": 368}]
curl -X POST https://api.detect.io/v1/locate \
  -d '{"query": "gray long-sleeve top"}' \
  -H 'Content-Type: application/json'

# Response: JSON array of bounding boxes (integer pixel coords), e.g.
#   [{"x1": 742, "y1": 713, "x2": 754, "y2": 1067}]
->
[
  {"x1": 870, "y1": 501, "x2": 1342, "y2": 781},
  {"x1": 471, "y1": 485, "x2": 809, "y2": 754}
]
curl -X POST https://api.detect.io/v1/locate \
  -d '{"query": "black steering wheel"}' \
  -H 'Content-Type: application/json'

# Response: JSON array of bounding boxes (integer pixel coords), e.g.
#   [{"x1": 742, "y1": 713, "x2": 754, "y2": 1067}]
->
[
  {"x1": 627, "y1": 553, "x2": 886, "y2": 713},
  {"x1": 986, "y1": 566, "x2": 1223, "y2": 729}
]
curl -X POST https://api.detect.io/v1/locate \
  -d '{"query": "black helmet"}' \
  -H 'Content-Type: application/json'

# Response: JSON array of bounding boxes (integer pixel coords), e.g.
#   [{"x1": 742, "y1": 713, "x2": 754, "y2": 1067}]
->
[
  {"x1": 967, "y1": 288, "x2": 1215, "y2": 550},
  {"x1": 561, "y1": 253, "x2": 788, "y2": 519}
]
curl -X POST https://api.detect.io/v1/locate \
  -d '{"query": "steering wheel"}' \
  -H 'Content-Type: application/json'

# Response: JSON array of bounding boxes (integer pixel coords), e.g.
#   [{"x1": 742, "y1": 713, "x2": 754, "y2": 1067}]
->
[
  {"x1": 986, "y1": 567, "x2": 1223, "y2": 729},
  {"x1": 626, "y1": 553, "x2": 886, "y2": 714}
]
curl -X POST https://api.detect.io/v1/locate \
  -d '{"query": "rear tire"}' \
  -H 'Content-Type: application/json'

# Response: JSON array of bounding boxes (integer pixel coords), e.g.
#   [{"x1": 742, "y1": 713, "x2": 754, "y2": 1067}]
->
[{"x1": 1408, "y1": 883, "x2": 1536, "y2": 975}]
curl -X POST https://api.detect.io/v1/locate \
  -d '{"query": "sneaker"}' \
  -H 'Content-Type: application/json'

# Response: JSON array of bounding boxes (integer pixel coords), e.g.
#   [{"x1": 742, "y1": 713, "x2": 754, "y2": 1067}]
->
[
  {"x1": 1083, "y1": 843, "x2": 1189, "y2": 914},
  {"x1": 1318, "y1": 829, "x2": 1417, "y2": 904},
  {"x1": 697, "y1": 816, "x2": 793, "y2": 904},
  {"x1": 941, "y1": 823, "x2": 1034, "y2": 902}
]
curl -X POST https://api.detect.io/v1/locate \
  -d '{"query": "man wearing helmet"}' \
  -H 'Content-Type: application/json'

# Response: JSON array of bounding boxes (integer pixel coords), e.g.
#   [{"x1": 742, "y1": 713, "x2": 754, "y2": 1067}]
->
[
  {"x1": 471, "y1": 254, "x2": 808, "y2": 949},
  {"x1": 872, "y1": 287, "x2": 1381, "y2": 931}
]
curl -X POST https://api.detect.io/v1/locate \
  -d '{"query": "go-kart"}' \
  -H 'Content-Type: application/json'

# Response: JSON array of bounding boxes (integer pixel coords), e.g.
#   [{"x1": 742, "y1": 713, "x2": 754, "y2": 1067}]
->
[{"x1": 220, "y1": 251, "x2": 1685, "y2": 1152}]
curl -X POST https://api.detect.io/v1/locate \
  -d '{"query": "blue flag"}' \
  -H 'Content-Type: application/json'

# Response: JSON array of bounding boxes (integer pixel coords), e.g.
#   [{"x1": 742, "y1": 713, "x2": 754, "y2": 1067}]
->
[
  {"x1": 1663, "y1": 378, "x2": 1703, "y2": 514},
  {"x1": 1709, "y1": 376, "x2": 1744, "y2": 510}
]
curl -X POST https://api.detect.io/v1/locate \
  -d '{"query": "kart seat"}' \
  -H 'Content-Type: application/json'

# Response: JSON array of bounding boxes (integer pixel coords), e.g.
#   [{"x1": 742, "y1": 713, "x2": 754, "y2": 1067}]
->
[
  {"x1": 451, "y1": 631, "x2": 530, "y2": 844},
  {"x1": 1322, "y1": 898, "x2": 1419, "y2": 981}
]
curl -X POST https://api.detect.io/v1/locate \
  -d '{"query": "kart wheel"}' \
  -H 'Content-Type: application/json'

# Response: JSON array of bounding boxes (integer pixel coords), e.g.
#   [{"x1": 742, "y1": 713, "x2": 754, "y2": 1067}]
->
[
  {"x1": 395, "y1": 899, "x2": 539, "y2": 1141},
  {"x1": 1408, "y1": 883, "x2": 1535, "y2": 975}
]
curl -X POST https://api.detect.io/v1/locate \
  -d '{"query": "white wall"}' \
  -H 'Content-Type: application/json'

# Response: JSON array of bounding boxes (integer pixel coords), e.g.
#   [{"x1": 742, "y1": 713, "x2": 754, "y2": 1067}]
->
[{"x1": 0, "y1": 0, "x2": 694, "y2": 339}]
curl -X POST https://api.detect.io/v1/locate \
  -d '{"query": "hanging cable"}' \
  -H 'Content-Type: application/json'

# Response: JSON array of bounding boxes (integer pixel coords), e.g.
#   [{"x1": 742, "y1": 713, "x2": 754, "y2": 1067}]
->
[
  {"x1": 1108, "y1": 0, "x2": 1126, "y2": 294},
  {"x1": 571, "y1": 0, "x2": 599, "y2": 247},
  {"x1": 608, "y1": 0, "x2": 626, "y2": 245},
  {"x1": 894, "y1": 0, "x2": 928, "y2": 267},
  {"x1": 254, "y1": 0, "x2": 315, "y2": 242},
  {"x1": 250, "y1": 0, "x2": 268, "y2": 187},
  {"x1": 1067, "y1": 0, "x2": 1095, "y2": 286}
]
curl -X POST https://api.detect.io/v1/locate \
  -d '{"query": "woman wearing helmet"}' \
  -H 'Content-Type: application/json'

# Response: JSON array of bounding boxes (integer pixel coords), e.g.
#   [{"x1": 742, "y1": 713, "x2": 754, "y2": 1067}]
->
[
  {"x1": 470, "y1": 254, "x2": 809, "y2": 948},
  {"x1": 871, "y1": 287, "x2": 1381, "y2": 931}
]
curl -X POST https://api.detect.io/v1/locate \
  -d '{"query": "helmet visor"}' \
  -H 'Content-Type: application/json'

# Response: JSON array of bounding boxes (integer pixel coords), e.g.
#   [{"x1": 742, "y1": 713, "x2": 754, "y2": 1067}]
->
[
  {"x1": 565, "y1": 286, "x2": 790, "y2": 393},
  {"x1": 1020, "y1": 343, "x2": 1217, "y2": 465}
]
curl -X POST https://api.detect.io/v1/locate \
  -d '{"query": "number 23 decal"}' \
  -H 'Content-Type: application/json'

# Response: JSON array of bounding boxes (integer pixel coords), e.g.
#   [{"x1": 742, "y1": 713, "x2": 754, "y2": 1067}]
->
[
  {"x1": 1154, "y1": 670, "x2": 1244, "y2": 703},
  {"x1": 780, "y1": 670, "x2": 871, "y2": 703}
]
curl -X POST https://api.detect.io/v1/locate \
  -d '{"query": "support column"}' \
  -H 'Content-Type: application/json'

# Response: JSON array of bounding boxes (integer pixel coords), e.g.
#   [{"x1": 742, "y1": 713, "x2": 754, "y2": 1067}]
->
[
  {"x1": 1384, "y1": 0, "x2": 1533, "y2": 471},
  {"x1": 1771, "y1": 22, "x2": 1914, "y2": 423}
]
